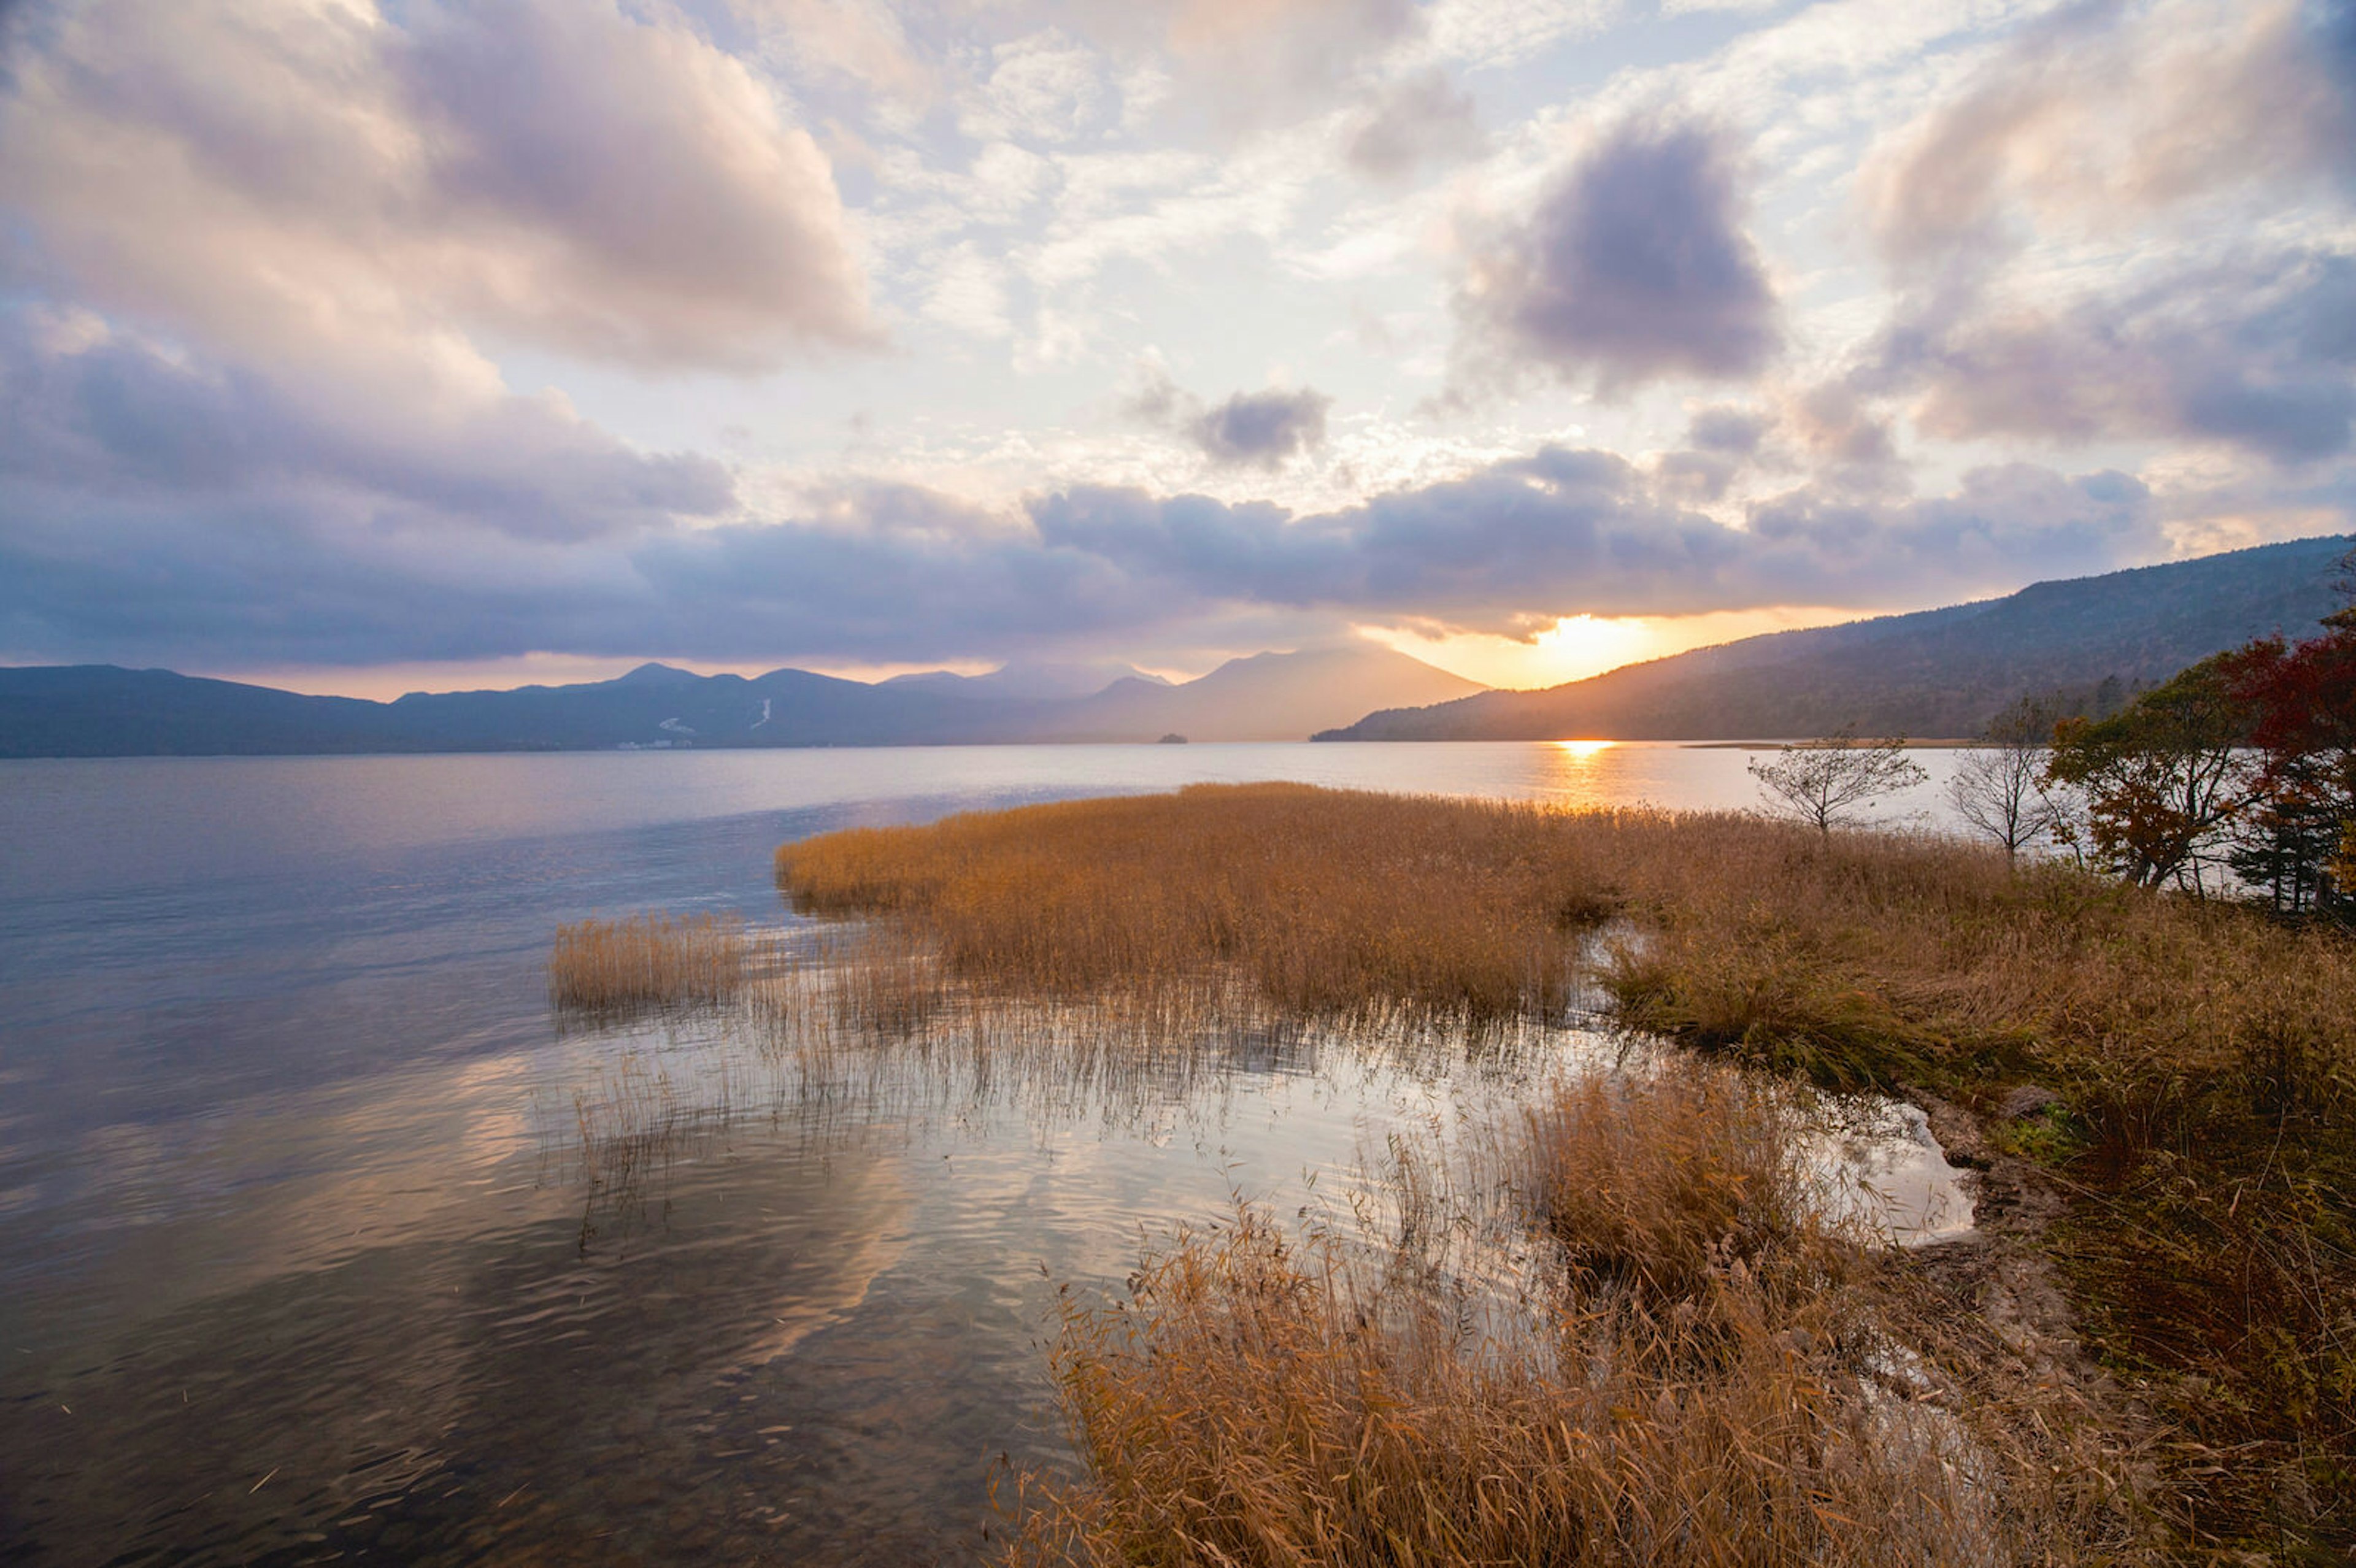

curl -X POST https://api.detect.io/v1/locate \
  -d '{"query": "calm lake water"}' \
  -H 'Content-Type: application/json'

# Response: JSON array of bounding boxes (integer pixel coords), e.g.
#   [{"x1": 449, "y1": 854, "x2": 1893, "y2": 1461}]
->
[{"x1": 0, "y1": 743, "x2": 1979, "y2": 1564}]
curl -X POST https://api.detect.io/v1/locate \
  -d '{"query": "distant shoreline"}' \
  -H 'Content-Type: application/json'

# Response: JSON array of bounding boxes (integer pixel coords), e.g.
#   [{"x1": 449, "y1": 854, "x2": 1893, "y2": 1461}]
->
[{"x1": 1679, "y1": 737, "x2": 1982, "y2": 750}]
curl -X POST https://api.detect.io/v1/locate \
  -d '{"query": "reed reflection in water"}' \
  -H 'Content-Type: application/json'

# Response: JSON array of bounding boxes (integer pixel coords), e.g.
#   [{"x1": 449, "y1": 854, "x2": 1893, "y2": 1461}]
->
[{"x1": 0, "y1": 747, "x2": 1995, "y2": 1566}]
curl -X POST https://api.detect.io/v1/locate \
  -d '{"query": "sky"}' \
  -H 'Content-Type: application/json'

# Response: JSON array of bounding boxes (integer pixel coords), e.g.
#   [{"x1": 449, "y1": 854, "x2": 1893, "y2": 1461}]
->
[{"x1": 1, "y1": 0, "x2": 2351, "y2": 698}]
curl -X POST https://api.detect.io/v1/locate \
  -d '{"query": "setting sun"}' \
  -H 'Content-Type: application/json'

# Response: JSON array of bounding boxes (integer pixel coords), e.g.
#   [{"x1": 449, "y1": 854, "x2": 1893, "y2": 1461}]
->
[{"x1": 1361, "y1": 607, "x2": 1857, "y2": 691}]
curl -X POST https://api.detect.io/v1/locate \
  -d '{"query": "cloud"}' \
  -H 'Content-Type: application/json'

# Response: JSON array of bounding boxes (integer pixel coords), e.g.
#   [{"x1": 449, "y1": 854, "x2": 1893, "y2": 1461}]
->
[
  {"x1": 1867, "y1": 0, "x2": 2356, "y2": 279},
  {"x1": 401, "y1": 0, "x2": 873, "y2": 367},
  {"x1": 1745, "y1": 464, "x2": 2161, "y2": 600},
  {"x1": 1784, "y1": 381, "x2": 1900, "y2": 482},
  {"x1": 631, "y1": 487, "x2": 1161, "y2": 657},
  {"x1": 1155, "y1": 0, "x2": 1421, "y2": 125},
  {"x1": 0, "y1": 398, "x2": 2187, "y2": 670},
  {"x1": 955, "y1": 30, "x2": 1107, "y2": 145},
  {"x1": 0, "y1": 0, "x2": 872, "y2": 379},
  {"x1": 729, "y1": 0, "x2": 937, "y2": 109},
  {"x1": 0, "y1": 311, "x2": 732, "y2": 542},
  {"x1": 1030, "y1": 447, "x2": 2164, "y2": 632},
  {"x1": 1458, "y1": 117, "x2": 1779, "y2": 394},
  {"x1": 1850, "y1": 1, "x2": 2356, "y2": 466},
  {"x1": 1653, "y1": 450, "x2": 1741, "y2": 504},
  {"x1": 1686, "y1": 405, "x2": 1768, "y2": 454},
  {"x1": 1123, "y1": 369, "x2": 1333, "y2": 469},
  {"x1": 1879, "y1": 248, "x2": 2356, "y2": 463},
  {"x1": 1187, "y1": 388, "x2": 1333, "y2": 467},
  {"x1": 1345, "y1": 68, "x2": 1485, "y2": 182},
  {"x1": 920, "y1": 242, "x2": 1015, "y2": 338}
]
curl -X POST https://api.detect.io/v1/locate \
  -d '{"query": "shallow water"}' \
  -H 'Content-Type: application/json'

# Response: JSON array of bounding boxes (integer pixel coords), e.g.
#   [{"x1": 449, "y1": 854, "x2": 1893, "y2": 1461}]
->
[{"x1": 0, "y1": 744, "x2": 1979, "y2": 1564}]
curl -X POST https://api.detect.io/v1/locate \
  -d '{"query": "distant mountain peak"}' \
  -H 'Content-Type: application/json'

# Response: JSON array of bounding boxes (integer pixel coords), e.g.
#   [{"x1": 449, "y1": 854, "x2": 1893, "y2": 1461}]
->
[
  {"x1": 617, "y1": 661, "x2": 698, "y2": 685},
  {"x1": 882, "y1": 659, "x2": 1174, "y2": 701}
]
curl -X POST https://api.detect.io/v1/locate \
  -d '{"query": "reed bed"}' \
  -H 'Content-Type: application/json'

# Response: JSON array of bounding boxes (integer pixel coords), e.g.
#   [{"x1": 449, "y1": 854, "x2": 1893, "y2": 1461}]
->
[
  {"x1": 781, "y1": 783, "x2": 2356, "y2": 1555},
  {"x1": 779, "y1": 786, "x2": 1600, "y2": 1020},
  {"x1": 547, "y1": 911, "x2": 747, "y2": 1013},
  {"x1": 1003, "y1": 1063, "x2": 2118, "y2": 1567},
  {"x1": 544, "y1": 943, "x2": 1547, "y2": 1220}
]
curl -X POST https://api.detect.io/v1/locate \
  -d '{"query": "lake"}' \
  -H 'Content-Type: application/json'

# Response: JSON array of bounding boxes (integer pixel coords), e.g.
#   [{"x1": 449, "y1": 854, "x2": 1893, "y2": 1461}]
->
[{"x1": 0, "y1": 743, "x2": 1983, "y2": 1564}]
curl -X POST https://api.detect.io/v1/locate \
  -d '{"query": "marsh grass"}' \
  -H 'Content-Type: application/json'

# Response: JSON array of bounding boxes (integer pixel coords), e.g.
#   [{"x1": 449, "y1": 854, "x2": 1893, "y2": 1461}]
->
[
  {"x1": 778, "y1": 786, "x2": 1600, "y2": 1020},
  {"x1": 534, "y1": 956, "x2": 2099, "y2": 1557},
  {"x1": 1001, "y1": 1064, "x2": 2119, "y2": 1567},
  {"x1": 548, "y1": 912, "x2": 748, "y2": 1013},
  {"x1": 782, "y1": 783, "x2": 2356, "y2": 1554}
]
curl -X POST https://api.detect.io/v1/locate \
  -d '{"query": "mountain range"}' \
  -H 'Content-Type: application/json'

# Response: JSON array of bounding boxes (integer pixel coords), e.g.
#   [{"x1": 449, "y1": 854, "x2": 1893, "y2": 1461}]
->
[
  {"x1": 1319, "y1": 534, "x2": 2353, "y2": 743},
  {"x1": 0, "y1": 644, "x2": 1482, "y2": 757},
  {"x1": 4, "y1": 535, "x2": 2347, "y2": 757}
]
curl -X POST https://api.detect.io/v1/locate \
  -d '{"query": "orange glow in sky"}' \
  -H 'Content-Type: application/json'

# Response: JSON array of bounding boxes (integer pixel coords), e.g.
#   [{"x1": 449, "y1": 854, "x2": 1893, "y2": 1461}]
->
[{"x1": 1361, "y1": 606, "x2": 1863, "y2": 691}]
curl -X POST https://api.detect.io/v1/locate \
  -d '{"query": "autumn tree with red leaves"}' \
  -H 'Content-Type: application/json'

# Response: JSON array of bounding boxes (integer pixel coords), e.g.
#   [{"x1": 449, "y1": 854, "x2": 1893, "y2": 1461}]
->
[
  {"x1": 2218, "y1": 589, "x2": 2356, "y2": 919},
  {"x1": 2044, "y1": 655, "x2": 2262, "y2": 894},
  {"x1": 2041, "y1": 546, "x2": 2355, "y2": 913}
]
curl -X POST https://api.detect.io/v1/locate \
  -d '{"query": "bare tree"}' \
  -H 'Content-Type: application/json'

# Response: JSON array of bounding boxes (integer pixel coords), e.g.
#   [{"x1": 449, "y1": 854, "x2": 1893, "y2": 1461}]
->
[
  {"x1": 1749, "y1": 725, "x2": 1930, "y2": 835},
  {"x1": 1948, "y1": 697, "x2": 2061, "y2": 863}
]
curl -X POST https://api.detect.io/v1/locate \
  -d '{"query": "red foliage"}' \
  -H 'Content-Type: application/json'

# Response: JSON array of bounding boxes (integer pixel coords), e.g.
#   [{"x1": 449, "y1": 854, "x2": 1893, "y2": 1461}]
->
[{"x1": 2219, "y1": 608, "x2": 2356, "y2": 905}]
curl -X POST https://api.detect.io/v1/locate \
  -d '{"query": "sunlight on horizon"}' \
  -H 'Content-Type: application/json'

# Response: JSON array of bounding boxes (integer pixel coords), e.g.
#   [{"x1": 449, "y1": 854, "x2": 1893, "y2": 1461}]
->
[{"x1": 1364, "y1": 606, "x2": 1860, "y2": 691}]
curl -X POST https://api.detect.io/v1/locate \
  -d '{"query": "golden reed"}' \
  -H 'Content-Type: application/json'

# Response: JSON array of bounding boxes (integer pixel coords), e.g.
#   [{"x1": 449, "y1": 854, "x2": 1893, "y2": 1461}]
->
[
  {"x1": 547, "y1": 911, "x2": 746, "y2": 1012},
  {"x1": 1001, "y1": 1066, "x2": 2119, "y2": 1566},
  {"x1": 782, "y1": 783, "x2": 2355, "y2": 1555}
]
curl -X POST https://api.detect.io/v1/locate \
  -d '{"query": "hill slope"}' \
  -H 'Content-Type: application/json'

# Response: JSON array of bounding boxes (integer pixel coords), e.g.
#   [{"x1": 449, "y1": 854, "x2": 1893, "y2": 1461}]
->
[{"x1": 1319, "y1": 534, "x2": 2353, "y2": 742}]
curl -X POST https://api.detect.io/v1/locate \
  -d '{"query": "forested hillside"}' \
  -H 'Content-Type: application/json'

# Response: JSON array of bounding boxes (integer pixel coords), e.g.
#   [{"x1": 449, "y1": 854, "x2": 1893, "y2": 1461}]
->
[{"x1": 1320, "y1": 536, "x2": 2352, "y2": 742}]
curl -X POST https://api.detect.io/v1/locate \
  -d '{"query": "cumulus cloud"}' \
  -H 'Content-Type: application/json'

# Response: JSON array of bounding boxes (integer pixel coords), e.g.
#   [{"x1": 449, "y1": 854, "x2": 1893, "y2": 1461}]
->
[
  {"x1": 1123, "y1": 369, "x2": 1333, "y2": 468},
  {"x1": 1868, "y1": 0, "x2": 2355, "y2": 278},
  {"x1": 1856, "y1": 0, "x2": 2356, "y2": 466},
  {"x1": 1345, "y1": 68, "x2": 1485, "y2": 182},
  {"x1": 1187, "y1": 388, "x2": 1333, "y2": 467},
  {"x1": 1879, "y1": 249, "x2": 2356, "y2": 463},
  {"x1": 1033, "y1": 449, "x2": 2160, "y2": 634},
  {"x1": 0, "y1": 312, "x2": 731, "y2": 542},
  {"x1": 0, "y1": 0, "x2": 873, "y2": 378},
  {"x1": 1744, "y1": 466, "x2": 2160, "y2": 600},
  {"x1": 1458, "y1": 117, "x2": 1779, "y2": 394},
  {"x1": 1686, "y1": 405, "x2": 1769, "y2": 454},
  {"x1": 1653, "y1": 450, "x2": 1741, "y2": 504},
  {"x1": 632, "y1": 487, "x2": 1159, "y2": 657},
  {"x1": 1783, "y1": 381, "x2": 1901, "y2": 485}
]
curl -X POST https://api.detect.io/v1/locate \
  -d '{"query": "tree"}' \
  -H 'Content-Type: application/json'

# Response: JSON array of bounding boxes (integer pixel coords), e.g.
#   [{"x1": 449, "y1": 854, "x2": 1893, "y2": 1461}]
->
[
  {"x1": 2044, "y1": 654, "x2": 2262, "y2": 893},
  {"x1": 1749, "y1": 725, "x2": 1929, "y2": 835},
  {"x1": 1947, "y1": 696, "x2": 2062, "y2": 863},
  {"x1": 2217, "y1": 559, "x2": 2356, "y2": 919}
]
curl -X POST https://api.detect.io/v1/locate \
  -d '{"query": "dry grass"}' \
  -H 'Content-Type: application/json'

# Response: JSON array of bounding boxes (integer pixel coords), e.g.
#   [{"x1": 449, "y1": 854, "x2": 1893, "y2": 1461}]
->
[
  {"x1": 1001, "y1": 1064, "x2": 2119, "y2": 1567},
  {"x1": 779, "y1": 785, "x2": 1604, "y2": 1021},
  {"x1": 782, "y1": 783, "x2": 2356, "y2": 1555},
  {"x1": 547, "y1": 911, "x2": 747, "y2": 1013}
]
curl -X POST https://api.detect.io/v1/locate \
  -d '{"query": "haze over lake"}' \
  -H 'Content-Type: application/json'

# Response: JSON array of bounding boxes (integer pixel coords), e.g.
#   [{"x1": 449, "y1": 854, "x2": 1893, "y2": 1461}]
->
[{"x1": 0, "y1": 746, "x2": 1977, "y2": 1564}]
